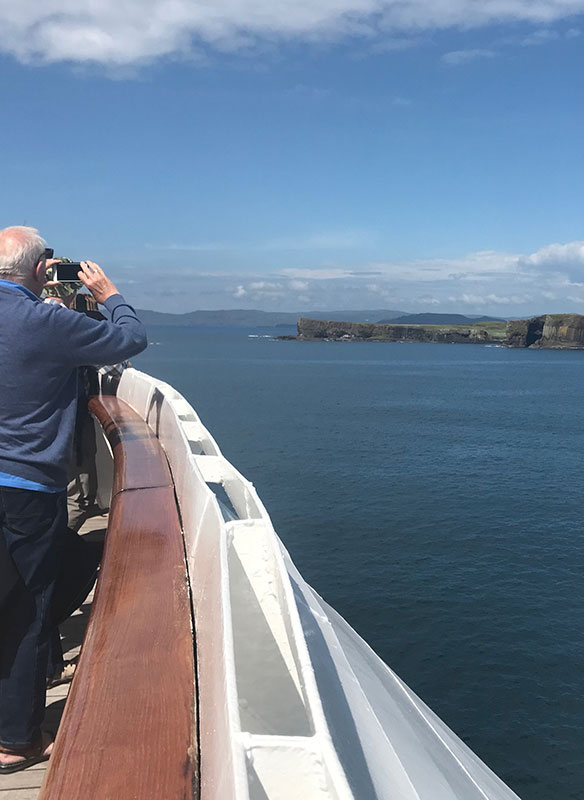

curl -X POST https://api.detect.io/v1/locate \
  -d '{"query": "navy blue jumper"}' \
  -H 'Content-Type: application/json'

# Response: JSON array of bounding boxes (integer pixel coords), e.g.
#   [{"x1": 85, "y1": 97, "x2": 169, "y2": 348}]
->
[
  {"x1": 0, "y1": 283, "x2": 147, "y2": 490},
  {"x1": 0, "y1": 282, "x2": 147, "y2": 750}
]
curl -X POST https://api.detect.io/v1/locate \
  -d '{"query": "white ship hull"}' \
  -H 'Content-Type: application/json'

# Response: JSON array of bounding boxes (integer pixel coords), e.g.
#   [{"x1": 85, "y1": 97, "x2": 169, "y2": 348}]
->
[{"x1": 95, "y1": 366, "x2": 521, "y2": 800}]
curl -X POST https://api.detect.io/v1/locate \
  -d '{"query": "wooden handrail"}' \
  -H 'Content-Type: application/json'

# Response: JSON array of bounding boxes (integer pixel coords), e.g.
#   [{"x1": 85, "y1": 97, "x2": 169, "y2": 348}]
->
[{"x1": 39, "y1": 396, "x2": 197, "y2": 800}]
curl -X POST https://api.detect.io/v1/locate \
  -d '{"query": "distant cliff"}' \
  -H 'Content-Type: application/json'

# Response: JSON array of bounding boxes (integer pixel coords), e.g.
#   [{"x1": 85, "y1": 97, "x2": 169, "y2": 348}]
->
[
  {"x1": 537, "y1": 314, "x2": 584, "y2": 348},
  {"x1": 505, "y1": 317, "x2": 546, "y2": 348},
  {"x1": 296, "y1": 317, "x2": 504, "y2": 344},
  {"x1": 295, "y1": 314, "x2": 584, "y2": 349},
  {"x1": 506, "y1": 314, "x2": 584, "y2": 348}
]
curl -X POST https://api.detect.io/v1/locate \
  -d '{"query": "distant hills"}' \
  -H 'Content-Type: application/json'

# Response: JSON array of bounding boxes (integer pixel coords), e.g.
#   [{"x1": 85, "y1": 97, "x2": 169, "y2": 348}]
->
[
  {"x1": 135, "y1": 308, "x2": 507, "y2": 329},
  {"x1": 136, "y1": 308, "x2": 408, "y2": 328},
  {"x1": 378, "y1": 313, "x2": 505, "y2": 325}
]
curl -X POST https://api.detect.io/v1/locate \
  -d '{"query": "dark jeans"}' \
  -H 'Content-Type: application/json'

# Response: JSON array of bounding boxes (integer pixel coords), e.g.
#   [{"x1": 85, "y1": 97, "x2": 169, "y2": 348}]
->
[
  {"x1": 0, "y1": 487, "x2": 67, "y2": 748},
  {"x1": 48, "y1": 628, "x2": 64, "y2": 680}
]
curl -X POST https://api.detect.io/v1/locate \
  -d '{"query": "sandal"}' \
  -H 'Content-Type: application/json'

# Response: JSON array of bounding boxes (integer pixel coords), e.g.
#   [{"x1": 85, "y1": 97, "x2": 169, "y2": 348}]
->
[
  {"x1": 47, "y1": 661, "x2": 77, "y2": 689},
  {"x1": 0, "y1": 731, "x2": 53, "y2": 774}
]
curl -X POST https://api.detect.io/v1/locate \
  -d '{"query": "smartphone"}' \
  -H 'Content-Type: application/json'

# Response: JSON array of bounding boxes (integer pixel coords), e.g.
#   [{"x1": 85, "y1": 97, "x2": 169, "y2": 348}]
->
[{"x1": 55, "y1": 262, "x2": 83, "y2": 282}]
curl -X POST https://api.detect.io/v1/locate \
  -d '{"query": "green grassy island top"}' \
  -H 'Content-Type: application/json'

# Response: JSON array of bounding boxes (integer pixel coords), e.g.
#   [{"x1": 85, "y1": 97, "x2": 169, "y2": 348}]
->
[{"x1": 294, "y1": 315, "x2": 584, "y2": 349}]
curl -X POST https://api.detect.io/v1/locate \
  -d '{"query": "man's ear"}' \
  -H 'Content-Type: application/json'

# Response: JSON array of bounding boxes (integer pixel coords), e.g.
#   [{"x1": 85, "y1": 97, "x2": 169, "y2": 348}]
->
[{"x1": 34, "y1": 259, "x2": 47, "y2": 285}]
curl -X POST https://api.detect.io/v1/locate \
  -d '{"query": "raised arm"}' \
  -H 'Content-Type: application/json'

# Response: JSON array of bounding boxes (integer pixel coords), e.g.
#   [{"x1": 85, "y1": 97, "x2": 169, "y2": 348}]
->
[{"x1": 50, "y1": 261, "x2": 148, "y2": 367}]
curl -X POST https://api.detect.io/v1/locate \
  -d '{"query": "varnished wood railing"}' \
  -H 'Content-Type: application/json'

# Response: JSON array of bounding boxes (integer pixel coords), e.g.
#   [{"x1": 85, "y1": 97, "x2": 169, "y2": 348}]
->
[{"x1": 39, "y1": 396, "x2": 197, "y2": 799}]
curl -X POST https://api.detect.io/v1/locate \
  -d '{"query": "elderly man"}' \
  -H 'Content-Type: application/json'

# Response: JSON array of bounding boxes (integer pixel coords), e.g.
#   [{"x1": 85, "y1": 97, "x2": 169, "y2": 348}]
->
[{"x1": 0, "y1": 226, "x2": 147, "y2": 773}]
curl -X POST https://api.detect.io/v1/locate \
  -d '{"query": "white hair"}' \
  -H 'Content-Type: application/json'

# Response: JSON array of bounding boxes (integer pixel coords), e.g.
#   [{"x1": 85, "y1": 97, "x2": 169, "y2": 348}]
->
[{"x1": 0, "y1": 226, "x2": 47, "y2": 280}]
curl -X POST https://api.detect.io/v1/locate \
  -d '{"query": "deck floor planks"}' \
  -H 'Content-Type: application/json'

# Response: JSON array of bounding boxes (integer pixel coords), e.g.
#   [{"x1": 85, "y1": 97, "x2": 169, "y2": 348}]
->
[
  {"x1": 0, "y1": 513, "x2": 108, "y2": 800},
  {"x1": 39, "y1": 396, "x2": 197, "y2": 800}
]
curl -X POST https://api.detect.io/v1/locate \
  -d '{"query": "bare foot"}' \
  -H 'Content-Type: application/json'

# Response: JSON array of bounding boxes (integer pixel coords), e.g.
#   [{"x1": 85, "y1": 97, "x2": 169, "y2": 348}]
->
[
  {"x1": 0, "y1": 732, "x2": 53, "y2": 771},
  {"x1": 47, "y1": 661, "x2": 77, "y2": 689}
]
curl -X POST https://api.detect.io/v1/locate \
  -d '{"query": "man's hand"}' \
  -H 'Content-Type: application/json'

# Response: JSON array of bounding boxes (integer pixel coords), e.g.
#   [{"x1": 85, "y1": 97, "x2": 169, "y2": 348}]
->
[
  {"x1": 45, "y1": 258, "x2": 62, "y2": 275},
  {"x1": 43, "y1": 259, "x2": 78, "y2": 307},
  {"x1": 43, "y1": 258, "x2": 65, "y2": 289},
  {"x1": 78, "y1": 261, "x2": 119, "y2": 305}
]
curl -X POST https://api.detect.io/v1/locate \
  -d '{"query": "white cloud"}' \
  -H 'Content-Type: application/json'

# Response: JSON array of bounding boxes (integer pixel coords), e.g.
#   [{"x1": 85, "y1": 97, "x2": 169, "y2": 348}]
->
[
  {"x1": 283, "y1": 266, "x2": 385, "y2": 279},
  {"x1": 242, "y1": 280, "x2": 287, "y2": 299},
  {"x1": 521, "y1": 241, "x2": 584, "y2": 268},
  {"x1": 2, "y1": 1, "x2": 584, "y2": 66},
  {"x1": 519, "y1": 28, "x2": 560, "y2": 45},
  {"x1": 114, "y1": 238, "x2": 584, "y2": 313},
  {"x1": 249, "y1": 280, "x2": 280, "y2": 291},
  {"x1": 457, "y1": 293, "x2": 533, "y2": 306},
  {"x1": 364, "y1": 281, "x2": 396, "y2": 301},
  {"x1": 442, "y1": 48, "x2": 498, "y2": 65},
  {"x1": 289, "y1": 279, "x2": 309, "y2": 291},
  {"x1": 283, "y1": 240, "x2": 584, "y2": 312},
  {"x1": 494, "y1": 25, "x2": 580, "y2": 50},
  {"x1": 282, "y1": 242, "x2": 584, "y2": 287}
]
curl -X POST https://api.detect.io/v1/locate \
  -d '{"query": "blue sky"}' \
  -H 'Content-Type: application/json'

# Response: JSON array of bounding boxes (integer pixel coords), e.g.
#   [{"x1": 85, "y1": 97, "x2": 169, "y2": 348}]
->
[{"x1": 1, "y1": 2, "x2": 583, "y2": 314}]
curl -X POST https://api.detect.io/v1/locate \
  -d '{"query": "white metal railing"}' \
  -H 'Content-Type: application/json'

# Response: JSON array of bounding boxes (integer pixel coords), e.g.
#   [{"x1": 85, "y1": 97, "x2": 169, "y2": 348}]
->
[
  {"x1": 112, "y1": 366, "x2": 521, "y2": 800},
  {"x1": 116, "y1": 368, "x2": 353, "y2": 800}
]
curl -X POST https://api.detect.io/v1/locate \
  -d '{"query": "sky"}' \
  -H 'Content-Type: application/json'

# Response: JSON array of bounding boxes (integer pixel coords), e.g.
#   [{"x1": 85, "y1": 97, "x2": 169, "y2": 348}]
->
[{"x1": 0, "y1": 1, "x2": 583, "y2": 315}]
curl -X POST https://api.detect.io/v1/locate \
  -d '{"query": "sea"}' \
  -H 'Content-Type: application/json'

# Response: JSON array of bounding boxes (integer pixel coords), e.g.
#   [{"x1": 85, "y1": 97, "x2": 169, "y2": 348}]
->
[{"x1": 135, "y1": 326, "x2": 584, "y2": 800}]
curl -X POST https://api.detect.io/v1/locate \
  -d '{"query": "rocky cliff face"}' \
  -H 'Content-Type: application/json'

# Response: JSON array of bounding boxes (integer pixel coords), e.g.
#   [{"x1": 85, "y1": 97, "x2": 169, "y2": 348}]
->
[
  {"x1": 296, "y1": 314, "x2": 584, "y2": 348},
  {"x1": 505, "y1": 314, "x2": 584, "y2": 348},
  {"x1": 535, "y1": 314, "x2": 584, "y2": 348},
  {"x1": 505, "y1": 316, "x2": 545, "y2": 348},
  {"x1": 297, "y1": 318, "x2": 497, "y2": 344}
]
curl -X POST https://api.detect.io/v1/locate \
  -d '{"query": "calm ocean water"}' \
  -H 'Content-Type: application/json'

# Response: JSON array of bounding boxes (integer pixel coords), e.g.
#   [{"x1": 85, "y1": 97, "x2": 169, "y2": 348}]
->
[{"x1": 135, "y1": 326, "x2": 584, "y2": 800}]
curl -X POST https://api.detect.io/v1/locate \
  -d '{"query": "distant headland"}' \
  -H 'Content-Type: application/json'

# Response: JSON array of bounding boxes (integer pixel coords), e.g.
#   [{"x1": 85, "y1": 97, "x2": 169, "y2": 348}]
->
[{"x1": 285, "y1": 314, "x2": 584, "y2": 349}]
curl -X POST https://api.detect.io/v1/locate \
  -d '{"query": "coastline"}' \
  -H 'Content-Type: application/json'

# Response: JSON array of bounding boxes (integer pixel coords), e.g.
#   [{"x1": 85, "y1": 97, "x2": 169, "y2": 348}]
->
[{"x1": 276, "y1": 314, "x2": 584, "y2": 349}]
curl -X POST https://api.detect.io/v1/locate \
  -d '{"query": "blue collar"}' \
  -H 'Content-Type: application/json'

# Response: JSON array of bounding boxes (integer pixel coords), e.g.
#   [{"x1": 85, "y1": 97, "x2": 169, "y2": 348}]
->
[{"x1": 0, "y1": 279, "x2": 40, "y2": 302}]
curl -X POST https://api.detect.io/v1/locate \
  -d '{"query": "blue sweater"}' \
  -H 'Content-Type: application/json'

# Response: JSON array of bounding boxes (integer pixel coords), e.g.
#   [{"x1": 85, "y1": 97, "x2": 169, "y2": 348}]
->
[{"x1": 0, "y1": 282, "x2": 147, "y2": 490}]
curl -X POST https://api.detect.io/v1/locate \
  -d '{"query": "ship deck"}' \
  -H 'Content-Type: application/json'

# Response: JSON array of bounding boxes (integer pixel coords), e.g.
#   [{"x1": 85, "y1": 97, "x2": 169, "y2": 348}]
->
[
  {"x1": 1, "y1": 394, "x2": 198, "y2": 800},
  {"x1": 0, "y1": 513, "x2": 108, "y2": 800}
]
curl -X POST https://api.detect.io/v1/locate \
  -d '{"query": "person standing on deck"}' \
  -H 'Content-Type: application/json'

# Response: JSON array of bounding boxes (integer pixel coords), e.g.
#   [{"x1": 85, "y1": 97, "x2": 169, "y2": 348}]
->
[{"x1": 0, "y1": 226, "x2": 147, "y2": 773}]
